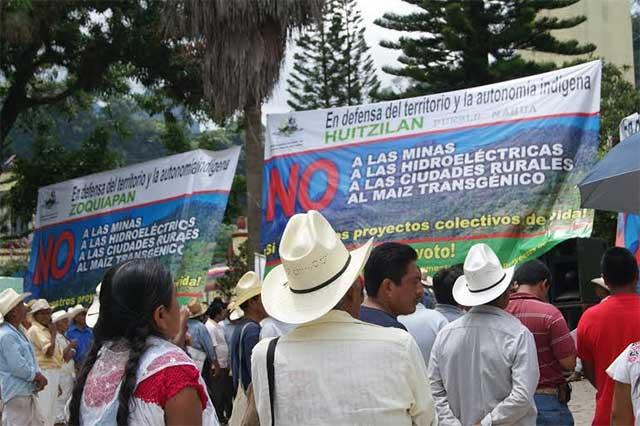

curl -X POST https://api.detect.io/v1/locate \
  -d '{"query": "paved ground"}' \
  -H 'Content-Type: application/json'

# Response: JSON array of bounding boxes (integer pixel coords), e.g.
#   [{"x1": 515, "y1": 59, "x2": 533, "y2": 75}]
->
[{"x1": 568, "y1": 379, "x2": 596, "y2": 425}]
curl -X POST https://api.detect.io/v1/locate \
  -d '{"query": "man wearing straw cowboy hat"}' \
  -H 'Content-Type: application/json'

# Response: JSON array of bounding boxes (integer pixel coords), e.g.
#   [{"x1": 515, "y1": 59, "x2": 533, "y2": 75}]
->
[
  {"x1": 65, "y1": 304, "x2": 92, "y2": 367},
  {"x1": 429, "y1": 243, "x2": 539, "y2": 425},
  {"x1": 186, "y1": 297, "x2": 221, "y2": 405},
  {"x1": 229, "y1": 271, "x2": 267, "y2": 394},
  {"x1": 27, "y1": 299, "x2": 65, "y2": 426},
  {"x1": 0, "y1": 289, "x2": 48, "y2": 426},
  {"x1": 51, "y1": 309, "x2": 76, "y2": 425},
  {"x1": 227, "y1": 271, "x2": 267, "y2": 426},
  {"x1": 186, "y1": 299, "x2": 219, "y2": 373},
  {"x1": 251, "y1": 210, "x2": 435, "y2": 425}
]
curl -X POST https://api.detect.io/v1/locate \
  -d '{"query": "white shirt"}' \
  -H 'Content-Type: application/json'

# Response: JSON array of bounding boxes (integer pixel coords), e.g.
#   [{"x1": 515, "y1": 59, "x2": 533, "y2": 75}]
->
[
  {"x1": 429, "y1": 305, "x2": 539, "y2": 426},
  {"x1": 607, "y1": 342, "x2": 640, "y2": 425},
  {"x1": 55, "y1": 333, "x2": 75, "y2": 377},
  {"x1": 251, "y1": 310, "x2": 436, "y2": 426},
  {"x1": 206, "y1": 319, "x2": 229, "y2": 369},
  {"x1": 259, "y1": 317, "x2": 296, "y2": 340},
  {"x1": 399, "y1": 304, "x2": 448, "y2": 367}
]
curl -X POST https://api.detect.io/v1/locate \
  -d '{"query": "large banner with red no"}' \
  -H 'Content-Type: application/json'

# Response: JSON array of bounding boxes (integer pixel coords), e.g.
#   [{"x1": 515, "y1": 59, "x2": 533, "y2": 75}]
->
[{"x1": 261, "y1": 61, "x2": 601, "y2": 273}]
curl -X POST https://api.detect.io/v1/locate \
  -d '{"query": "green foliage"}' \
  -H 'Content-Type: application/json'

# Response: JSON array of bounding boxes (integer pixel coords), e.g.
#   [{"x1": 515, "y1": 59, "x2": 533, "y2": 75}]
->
[
  {"x1": 374, "y1": 0, "x2": 596, "y2": 99},
  {"x1": 599, "y1": 63, "x2": 640, "y2": 151},
  {"x1": 0, "y1": 258, "x2": 27, "y2": 277},
  {"x1": 287, "y1": 0, "x2": 379, "y2": 110},
  {"x1": 210, "y1": 223, "x2": 235, "y2": 266},
  {"x1": 198, "y1": 119, "x2": 248, "y2": 222},
  {"x1": 8, "y1": 122, "x2": 120, "y2": 225},
  {"x1": 161, "y1": 111, "x2": 193, "y2": 154},
  {"x1": 0, "y1": 0, "x2": 206, "y2": 159},
  {"x1": 215, "y1": 241, "x2": 250, "y2": 301}
]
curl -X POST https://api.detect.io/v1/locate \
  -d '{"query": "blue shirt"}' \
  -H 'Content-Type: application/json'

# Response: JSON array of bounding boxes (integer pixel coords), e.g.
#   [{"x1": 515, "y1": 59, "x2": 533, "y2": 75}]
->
[
  {"x1": 187, "y1": 319, "x2": 217, "y2": 361},
  {"x1": 0, "y1": 324, "x2": 38, "y2": 402},
  {"x1": 230, "y1": 319, "x2": 261, "y2": 392},
  {"x1": 66, "y1": 324, "x2": 93, "y2": 363},
  {"x1": 222, "y1": 319, "x2": 238, "y2": 348},
  {"x1": 435, "y1": 304, "x2": 466, "y2": 323},
  {"x1": 359, "y1": 306, "x2": 407, "y2": 330}
]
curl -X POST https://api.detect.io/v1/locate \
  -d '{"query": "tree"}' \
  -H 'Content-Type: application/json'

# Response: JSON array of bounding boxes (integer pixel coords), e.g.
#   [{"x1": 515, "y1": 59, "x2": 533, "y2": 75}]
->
[
  {"x1": 163, "y1": 0, "x2": 324, "y2": 256},
  {"x1": 374, "y1": 0, "x2": 596, "y2": 99},
  {"x1": 287, "y1": 0, "x2": 379, "y2": 110},
  {"x1": 215, "y1": 241, "x2": 250, "y2": 301},
  {"x1": 7, "y1": 122, "x2": 120, "y2": 225},
  {"x1": 160, "y1": 111, "x2": 193, "y2": 154},
  {"x1": 0, "y1": 0, "x2": 205, "y2": 161}
]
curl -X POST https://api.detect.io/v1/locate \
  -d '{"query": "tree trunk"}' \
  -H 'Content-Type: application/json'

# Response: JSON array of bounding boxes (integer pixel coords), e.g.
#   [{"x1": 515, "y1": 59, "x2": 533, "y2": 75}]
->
[{"x1": 244, "y1": 101, "x2": 264, "y2": 259}]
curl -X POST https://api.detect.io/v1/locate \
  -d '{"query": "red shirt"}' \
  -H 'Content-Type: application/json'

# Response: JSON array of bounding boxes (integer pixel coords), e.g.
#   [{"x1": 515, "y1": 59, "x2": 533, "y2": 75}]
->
[
  {"x1": 134, "y1": 364, "x2": 208, "y2": 409},
  {"x1": 507, "y1": 292, "x2": 576, "y2": 389},
  {"x1": 577, "y1": 293, "x2": 640, "y2": 425}
]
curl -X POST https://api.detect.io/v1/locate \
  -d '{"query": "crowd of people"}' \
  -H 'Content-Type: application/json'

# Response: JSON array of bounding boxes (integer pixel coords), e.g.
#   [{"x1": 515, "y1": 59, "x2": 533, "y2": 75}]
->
[{"x1": 1, "y1": 209, "x2": 640, "y2": 425}]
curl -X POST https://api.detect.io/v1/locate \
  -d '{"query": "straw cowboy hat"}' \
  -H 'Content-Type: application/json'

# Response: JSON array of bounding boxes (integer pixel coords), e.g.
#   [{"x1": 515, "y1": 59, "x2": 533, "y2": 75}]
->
[
  {"x1": 229, "y1": 307, "x2": 244, "y2": 321},
  {"x1": 422, "y1": 276, "x2": 434, "y2": 288},
  {"x1": 68, "y1": 304, "x2": 88, "y2": 321},
  {"x1": 86, "y1": 283, "x2": 101, "y2": 328},
  {"x1": 0, "y1": 289, "x2": 31, "y2": 322},
  {"x1": 591, "y1": 277, "x2": 610, "y2": 293},
  {"x1": 30, "y1": 299, "x2": 52, "y2": 315},
  {"x1": 231, "y1": 271, "x2": 262, "y2": 310},
  {"x1": 187, "y1": 299, "x2": 208, "y2": 319},
  {"x1": 453, "y1": 243, "x2": 515, "y2": 307},
  {"x1": 262, "y1": 210, "x2": 373, "y2": 324},
  {"x1": 52, "y1": 309, "x2": 71, "y2": 323}
]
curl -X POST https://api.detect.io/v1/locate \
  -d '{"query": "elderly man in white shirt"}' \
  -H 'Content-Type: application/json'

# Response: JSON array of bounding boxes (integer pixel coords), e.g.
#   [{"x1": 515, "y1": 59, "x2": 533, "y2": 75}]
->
[
  {"x1": 252, "y1": 210, "x2": 436, "y2": 426},
  {"x1": 428, "y1": 244, "x2": 539, "y2": 426}
]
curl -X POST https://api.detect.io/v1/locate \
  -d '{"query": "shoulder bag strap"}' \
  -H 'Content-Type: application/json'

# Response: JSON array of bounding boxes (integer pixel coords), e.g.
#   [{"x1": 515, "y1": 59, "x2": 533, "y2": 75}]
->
[{"x1": 267, "y1": 337, "x2": 280, "y2": 426}]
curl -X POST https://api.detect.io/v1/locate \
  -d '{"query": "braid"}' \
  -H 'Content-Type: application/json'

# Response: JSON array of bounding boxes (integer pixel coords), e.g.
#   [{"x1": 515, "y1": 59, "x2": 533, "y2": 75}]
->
[
  {"x1": 116, "y1": 323, "x2": 152, "y2": 425},
  {"x1": 70, "y1": 260, "x2": 174, "y2": 425},
  {"x1": 68, "y1": 341, "x2": 103, "y2": 426}
]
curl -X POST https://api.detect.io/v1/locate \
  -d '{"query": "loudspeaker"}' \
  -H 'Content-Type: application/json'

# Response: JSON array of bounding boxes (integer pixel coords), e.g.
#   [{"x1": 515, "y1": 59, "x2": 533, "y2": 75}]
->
[{"x1": 539, "y1": 237, "x2": 607, "y2": 305}]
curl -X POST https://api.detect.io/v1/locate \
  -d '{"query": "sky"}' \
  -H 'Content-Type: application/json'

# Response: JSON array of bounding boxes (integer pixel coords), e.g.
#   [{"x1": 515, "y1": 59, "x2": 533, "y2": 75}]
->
[{"x1": 261, "y1": 0, "x2": 419, "y2": 118}]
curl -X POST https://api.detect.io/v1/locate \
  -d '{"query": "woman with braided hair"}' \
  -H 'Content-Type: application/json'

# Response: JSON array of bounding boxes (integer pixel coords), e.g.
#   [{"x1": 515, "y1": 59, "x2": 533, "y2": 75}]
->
[{"x1": 68, "y1": 260, "x2": 219, "y2": 425}]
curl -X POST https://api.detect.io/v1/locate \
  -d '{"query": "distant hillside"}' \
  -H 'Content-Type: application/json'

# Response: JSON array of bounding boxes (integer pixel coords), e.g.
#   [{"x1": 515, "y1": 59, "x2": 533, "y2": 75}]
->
[{"x1": 9, "y1": 99, "x2": 184, "y2": 166}]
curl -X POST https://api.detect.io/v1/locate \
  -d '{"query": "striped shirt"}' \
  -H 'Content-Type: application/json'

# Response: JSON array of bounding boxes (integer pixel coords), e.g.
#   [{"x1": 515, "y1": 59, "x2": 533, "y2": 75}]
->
[{"x1": 506, "y1": 292, "x2": 576, "y2": 389}]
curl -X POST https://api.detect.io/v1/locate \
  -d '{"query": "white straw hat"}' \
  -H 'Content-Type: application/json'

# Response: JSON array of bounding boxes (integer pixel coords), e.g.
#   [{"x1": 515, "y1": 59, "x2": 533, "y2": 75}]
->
[
  {"x1": 52, "y1": 309, "x2": 70, "y2": 323},
  {"x1": 591, "y1": 277, "x2": 610, "y2": 293},
  {"x1": 453, "y1": 243, "x2": 515, "y2": 307},
  {"x1": 0, "y1": 289, "x2": 31, "y2": 322},
  {"x1": 86, "y1": 283, "x2": 101, "y2": 328},
  {"x1": 262, "y1": 210, "x2": 373, "y2": 324},
  {"x1": 187, "y1": 299, "x2": 207, "y2": 319},
  {"x1": 229, "y1": 307, "x2": 244, "y2": 321},
  {"x1": 68, "y1": 304, "x2": 88, "y2": 321},
  {"x1": 231, "y1": 272, "x2": 262, "y2": 309},
  {"x1": 30, "y1": 299, "x2": 52, "y2": 314}
]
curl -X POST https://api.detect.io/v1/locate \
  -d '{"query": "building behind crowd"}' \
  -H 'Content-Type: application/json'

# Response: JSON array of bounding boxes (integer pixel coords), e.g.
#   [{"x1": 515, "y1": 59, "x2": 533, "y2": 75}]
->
[{"x1": 520, "y1": 0, "x2": 637, "y2": 86}]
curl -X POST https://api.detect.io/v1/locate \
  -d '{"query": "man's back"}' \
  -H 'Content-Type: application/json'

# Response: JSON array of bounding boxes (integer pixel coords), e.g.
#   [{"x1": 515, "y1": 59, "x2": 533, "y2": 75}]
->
[
  {"x1": 506, "y1": 293, "x2": 576, "y2": 389},
  {"x1": 399, "y1": 304, "x2": 448, "y2": 367},
  {"x1": 251, "y1": 310, "x2": 435, "y2": 426},
  {"x1": 230, "y1": 319, "x2": 261, "y2": 391},
  {"x1": 429, "y1": 305, "x2": 538, "y2": 425},
  {"x1": 577, "y1": 293, "x2": 640, "y2": 425}
]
